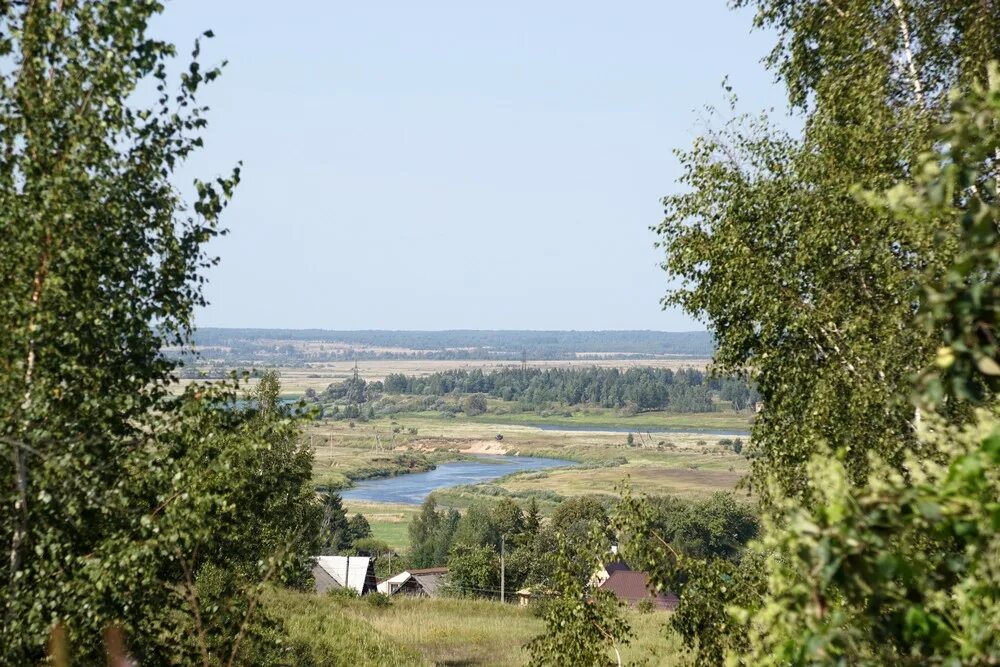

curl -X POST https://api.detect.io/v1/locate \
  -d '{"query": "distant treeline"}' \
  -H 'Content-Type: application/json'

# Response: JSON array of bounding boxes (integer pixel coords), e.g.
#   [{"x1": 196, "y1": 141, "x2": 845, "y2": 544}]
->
[
  {"x1": 180, "y1": 328, "x2": 714, "y2": 362},
  {"x1": 379, "y1": 367, "x2": 758, "y2": 412}
]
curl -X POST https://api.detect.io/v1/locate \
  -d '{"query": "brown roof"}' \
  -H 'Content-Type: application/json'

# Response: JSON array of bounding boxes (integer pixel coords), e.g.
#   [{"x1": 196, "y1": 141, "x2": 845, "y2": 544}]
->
[
  {"x1": 605, "y1": 560, "x2": 632, "y2": 575},
  {"x1": 598, "y1": 571, "x2": 678, "y2": 611},
  {"x1": 407, "y1": 567, "x2": 449, "y2": 575}
]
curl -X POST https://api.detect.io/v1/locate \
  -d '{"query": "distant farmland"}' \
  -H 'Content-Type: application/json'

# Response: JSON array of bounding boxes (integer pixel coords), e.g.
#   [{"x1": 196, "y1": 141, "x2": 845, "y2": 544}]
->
[{"x1": 168, "y1": 328, "x2": 714, "y2": 366}]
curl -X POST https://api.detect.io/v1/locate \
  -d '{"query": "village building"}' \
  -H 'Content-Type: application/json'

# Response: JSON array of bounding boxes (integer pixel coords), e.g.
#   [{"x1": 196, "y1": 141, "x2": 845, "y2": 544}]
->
[
  {"x1": 589, "y1": 557, "x2": 633, "y2": 588},
  {"x1": 598, "y1": 570, "x2": 679, "y2": 611},
  {"x1": 312, "y1": 556, "x2": 378, "y2": 595},
  {"x1": 515, "y1": 586, "x2": 554, "y2": 607},
  {"x1": 588, "y1": 549, "x2": 678, "y2": 611},
  {"x1": 375, "y1": 566, "x2": 449, "y2": 597}
]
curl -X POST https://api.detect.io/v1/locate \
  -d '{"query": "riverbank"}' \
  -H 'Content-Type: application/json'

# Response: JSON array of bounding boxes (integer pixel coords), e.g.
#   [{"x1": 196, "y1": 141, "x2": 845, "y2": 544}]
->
[
  {"x1": 340, "y1": 455, "x2": 574, "y2": 505},
  {"x1": 309, "y1": 413, "x2": 750, "y2": 548}
]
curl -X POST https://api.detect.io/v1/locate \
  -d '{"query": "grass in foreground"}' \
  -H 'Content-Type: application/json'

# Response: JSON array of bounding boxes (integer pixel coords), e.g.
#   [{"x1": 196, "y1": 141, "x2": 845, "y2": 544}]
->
[
  {"x1": 264, "y1": 588, "x2": 425, "y2": 666},
  {"x1": 265, "y1": 588, "x2": 688, "y2": 666}
]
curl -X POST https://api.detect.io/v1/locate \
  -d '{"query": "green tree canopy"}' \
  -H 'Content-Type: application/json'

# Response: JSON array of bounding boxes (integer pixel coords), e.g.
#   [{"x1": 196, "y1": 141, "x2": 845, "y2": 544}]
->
[{"x1": 0, "y1": 4, "x2": 319, "y2": 661}]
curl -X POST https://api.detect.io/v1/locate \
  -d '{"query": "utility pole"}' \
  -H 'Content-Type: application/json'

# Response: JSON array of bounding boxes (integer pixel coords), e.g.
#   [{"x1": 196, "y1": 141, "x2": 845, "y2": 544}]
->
[{"x1": 500, "y1": 534, "x2": 506, "y2": 604}]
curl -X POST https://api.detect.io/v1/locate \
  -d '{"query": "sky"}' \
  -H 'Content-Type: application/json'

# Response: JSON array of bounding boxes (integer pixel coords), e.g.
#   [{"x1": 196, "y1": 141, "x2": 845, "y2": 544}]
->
[{"x1": 150, "y1": 1, "x2": 789, "y2": 331}]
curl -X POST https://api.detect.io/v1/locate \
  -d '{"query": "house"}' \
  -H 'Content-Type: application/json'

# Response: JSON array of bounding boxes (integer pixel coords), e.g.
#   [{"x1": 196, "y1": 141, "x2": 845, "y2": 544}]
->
[
  {"x1": 598, "y1": 570, "x2": 678, "y2": 611},
  {"x1": 375, "y1": 567, "x2": 449, "y2": 597},
  {"x1": 375, "y1": 572, "x2": 422, "y2": 596},
  {"x1": 312, "y1": 556, "x2": 377, "y2": 595},
  {"x1": 515, "y1": 586, "x2": 554, "y2": 607},
  {"x1": 589, "y1": 558, "x2": 632, "y2": 588},
  {"x1": 409, "y1": 566, "x2": 448, "y2": 596}
]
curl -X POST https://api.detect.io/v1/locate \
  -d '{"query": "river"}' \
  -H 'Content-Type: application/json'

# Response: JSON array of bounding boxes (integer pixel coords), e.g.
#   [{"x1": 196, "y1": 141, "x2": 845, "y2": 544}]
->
[{"x1": 340, "y1": 455, "x2": 571, "y2": 505}]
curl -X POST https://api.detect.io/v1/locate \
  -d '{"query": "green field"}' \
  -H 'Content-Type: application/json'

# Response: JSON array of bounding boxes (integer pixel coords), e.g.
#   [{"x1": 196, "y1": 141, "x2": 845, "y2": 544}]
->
[
  {"x1": 467, "y1": 405, "x2": 751, "y2": 431},
  {"x1": 341, "y1": 500, "x2": 419, "y2": 550},
  {"x1": 265, "y1": 588, "x2": 688, "y2": 666}
]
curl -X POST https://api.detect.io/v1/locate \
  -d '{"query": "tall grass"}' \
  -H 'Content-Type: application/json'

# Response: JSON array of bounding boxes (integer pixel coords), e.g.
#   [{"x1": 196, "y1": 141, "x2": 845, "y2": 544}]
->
[
  {"x1": 265, "y1": 587, "x2": 689, "y2": 666},
  {"x1": 263, "y1": 588, "x2": 426, "y2": 666}
]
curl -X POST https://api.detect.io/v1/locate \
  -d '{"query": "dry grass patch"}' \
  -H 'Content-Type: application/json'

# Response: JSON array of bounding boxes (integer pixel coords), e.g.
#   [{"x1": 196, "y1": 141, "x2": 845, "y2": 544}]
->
[
  {"x1": 502, "y1": 462, "x2": 745, "y2": 500},
  {"x1": 351, "y1": 597, "x2": 541, "y2": 666}
]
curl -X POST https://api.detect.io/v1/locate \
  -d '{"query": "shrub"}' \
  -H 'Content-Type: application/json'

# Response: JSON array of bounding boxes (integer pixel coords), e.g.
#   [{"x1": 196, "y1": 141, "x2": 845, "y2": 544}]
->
[
  {"x1": 636, "y1": 598, "x2": 655, "y2": 614},
  {"x1": 325, "y1": 587, "x2": 358, "y2": 601},
  {"x1": 462, "y1": 393, "x2": 488, "y2": 416},
  {"x1": 365, "y1": 592, "x2": 392, "y2": 609}
]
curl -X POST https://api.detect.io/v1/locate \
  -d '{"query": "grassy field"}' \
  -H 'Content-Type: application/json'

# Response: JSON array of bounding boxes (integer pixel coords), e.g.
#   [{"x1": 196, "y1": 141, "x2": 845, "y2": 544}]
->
[
  {"x1": 341, "y1": 500, "x2": 419, "y2": 550},
  {"x1": 265, "y1": 588, "x2": 688, "y2": 666},
  {"x1": 306, "y1": 413, "x2": 748, "y2": 457},
  {"x1": 466, "y1": 405, "x2": 751, "y2": 431},
  {"x1": 501, "y1": 460, "x2": 745, "y2": 499}
]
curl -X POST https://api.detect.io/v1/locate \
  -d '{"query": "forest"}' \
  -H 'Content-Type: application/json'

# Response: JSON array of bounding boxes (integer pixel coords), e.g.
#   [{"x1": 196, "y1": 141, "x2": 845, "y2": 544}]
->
[{"x1": 378, "y1": 367, "x2": 756, "y2": 412}]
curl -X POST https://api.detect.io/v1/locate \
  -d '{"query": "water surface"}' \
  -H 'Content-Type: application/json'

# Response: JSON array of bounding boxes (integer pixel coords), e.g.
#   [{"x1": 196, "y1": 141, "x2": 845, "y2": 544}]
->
[{"x1": 340, "y1": 455, "x2": 571, "y2": 505}]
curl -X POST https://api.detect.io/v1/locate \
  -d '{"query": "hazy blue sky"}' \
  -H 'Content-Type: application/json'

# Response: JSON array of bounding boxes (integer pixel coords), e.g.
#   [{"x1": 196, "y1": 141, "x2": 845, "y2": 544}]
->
[{"x1": 151, "y1": 1, "x2": 788, "y2": 331}]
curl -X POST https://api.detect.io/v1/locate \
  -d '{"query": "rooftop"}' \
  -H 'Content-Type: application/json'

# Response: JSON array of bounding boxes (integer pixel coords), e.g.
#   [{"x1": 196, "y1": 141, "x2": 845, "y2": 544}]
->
[{"x1": 598, "y1": 571, "x2": 678, "y2": 611}]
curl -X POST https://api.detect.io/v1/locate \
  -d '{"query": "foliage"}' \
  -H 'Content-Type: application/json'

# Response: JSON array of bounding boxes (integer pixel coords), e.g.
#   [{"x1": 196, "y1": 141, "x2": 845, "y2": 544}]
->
[
  {"x1": 365, "y1": 592, "x2": 393, "y2": 609},
  {"x1": 452, "y1": 503, "x2": 502, "y2": 551},
  {"x1": 346, "y1": 537, "x2": 391, "y2": 559},
  {"x1": 656, "y1": 0, "x2": 1000, "y2": 503},
  {"x1": 348, "y1": 513, "x2": 372, "y2": 543},
  {"x1": 613, "y1": 488, "x2": 764, "y2": 665},
  {"x1": 407, "y1": 496, "x2": 460, "y2": 568},
  {"x1": 382, "y1": 366, "x2": 746, "y2": 413},
  {"x1": 647, "y1": 14, "x2": 1000, "y2": 662},
  {"x1": 442, "y1": 499, "x2": 535, "y2": 597},
  {"x1": 864, "y1": 66, "x2": 1000, "y2": 405},
  {"x1": 732, "y1": 64, "x2": 1000, "y2": 667},
  {"x1": 447, "y1": 544, "x2": 501, "y2": 597},
  {"x1": 463, "y1": 392, "x2": 488, "y2": 416},
  {"x1": 318, "y1": 493, "x2": 352, "y2": 554},
  {"x1": 643, "y1": 493, "x2": 758, "y2": 563},
  {"x1": 524, "y1": 497, "x2": 542, "y2": 537},
  {"x1": 550, "y1": 496, "x2": 609, "y2": 536},
  {"x1": 738, "y1": 416, "x2": 999, "y2": 665},
  {"x1": 0, "y1": 3, "x2": 319, "y2": 662},
  {"x1": 526, "y1": 532, "x2": 632, "y2": 666},
  {"x1": 493, "y1": 498, "x2": 526, "y2": 541}
]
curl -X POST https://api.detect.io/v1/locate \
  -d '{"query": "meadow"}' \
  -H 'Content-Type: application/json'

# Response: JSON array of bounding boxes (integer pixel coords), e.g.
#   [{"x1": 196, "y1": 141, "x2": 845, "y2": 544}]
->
[{"x1": 266, "y1": 588, "x2": 688, "y2": 666}]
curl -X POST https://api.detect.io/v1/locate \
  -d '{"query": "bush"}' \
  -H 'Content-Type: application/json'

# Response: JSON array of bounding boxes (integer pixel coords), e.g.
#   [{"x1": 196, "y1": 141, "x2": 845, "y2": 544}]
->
[
  {"x1": 462, "y1": 393, "x2": 488, "y2": 416},
  {"x1": 365, "y1": 592, "x2": 392, "y2": 609},
  {"x1": 636, "y1": 598, "x2": 655, "y2": 614},
  {"x1": 325, "y1": 587, "x2": 358, "y2": 601}
]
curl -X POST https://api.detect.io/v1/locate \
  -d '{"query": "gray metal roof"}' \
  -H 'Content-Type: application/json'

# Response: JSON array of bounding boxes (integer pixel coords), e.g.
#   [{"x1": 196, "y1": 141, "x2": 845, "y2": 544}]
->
[{"x1": 314, "y1": 556, "x2": 374, "y2": 594}]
